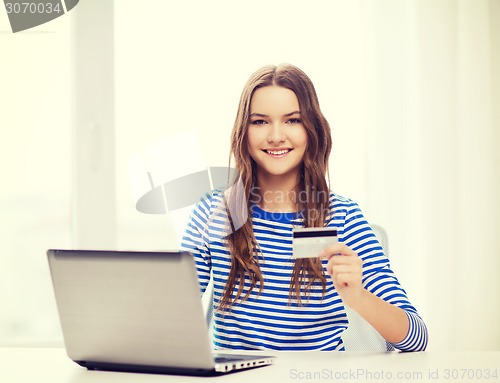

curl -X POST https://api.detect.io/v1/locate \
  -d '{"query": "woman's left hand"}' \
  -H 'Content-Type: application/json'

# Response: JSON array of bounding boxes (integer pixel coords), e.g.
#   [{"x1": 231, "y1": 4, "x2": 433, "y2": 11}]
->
[{"x1": 320, "y1": 243, "x2": 364, "y2": 308}]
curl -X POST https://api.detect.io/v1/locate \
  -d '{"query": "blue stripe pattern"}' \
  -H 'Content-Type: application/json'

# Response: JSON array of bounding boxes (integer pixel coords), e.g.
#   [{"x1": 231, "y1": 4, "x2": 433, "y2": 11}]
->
[{"x1": 181, "y1": 191, "x2": 428, "y2": 351}]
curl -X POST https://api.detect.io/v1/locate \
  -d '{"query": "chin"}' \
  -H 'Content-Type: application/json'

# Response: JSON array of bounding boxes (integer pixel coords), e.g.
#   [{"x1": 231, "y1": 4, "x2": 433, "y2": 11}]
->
[{"x1": 262, "y1": 167, "x2": 301, "y2": 178}]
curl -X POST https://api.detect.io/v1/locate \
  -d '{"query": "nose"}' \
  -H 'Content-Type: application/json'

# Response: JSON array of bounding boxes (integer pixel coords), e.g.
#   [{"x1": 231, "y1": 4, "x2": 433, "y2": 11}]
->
[{"x1": 267, "y1": 123, "x2": 286, "y2": 143}]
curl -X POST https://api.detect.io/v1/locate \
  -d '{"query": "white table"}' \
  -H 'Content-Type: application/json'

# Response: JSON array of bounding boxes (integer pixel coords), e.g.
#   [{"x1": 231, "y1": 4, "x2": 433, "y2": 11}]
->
[{"x1": 1, "y1": 347, "x2": 499, "y2": 383}]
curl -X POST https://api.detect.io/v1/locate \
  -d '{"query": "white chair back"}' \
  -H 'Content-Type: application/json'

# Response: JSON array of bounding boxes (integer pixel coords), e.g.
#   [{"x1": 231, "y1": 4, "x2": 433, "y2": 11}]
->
[{"x1": 340, "y1": 224, "x2": 393, "y2": 351}]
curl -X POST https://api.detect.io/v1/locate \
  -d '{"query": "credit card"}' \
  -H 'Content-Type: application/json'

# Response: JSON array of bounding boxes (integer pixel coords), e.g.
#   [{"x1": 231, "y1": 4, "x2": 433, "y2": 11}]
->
[{"x1": 292, "y1": 227, "x2": 338, "y2": 258}]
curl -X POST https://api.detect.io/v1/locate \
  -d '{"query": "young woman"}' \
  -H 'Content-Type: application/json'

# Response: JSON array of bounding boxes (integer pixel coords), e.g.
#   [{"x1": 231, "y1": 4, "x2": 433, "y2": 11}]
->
[{"x1": 181, "y1": 64, "x2": 428, "y2": 351}]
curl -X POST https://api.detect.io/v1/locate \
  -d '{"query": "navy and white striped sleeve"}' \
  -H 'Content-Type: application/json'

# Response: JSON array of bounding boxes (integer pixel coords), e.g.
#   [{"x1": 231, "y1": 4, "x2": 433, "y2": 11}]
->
[
  {"x1": 341, "y1": 201, "x2": 428, "y2": 352},
  {"x1": 180, "y1": 193, "x2": 212, "y2": 294}
]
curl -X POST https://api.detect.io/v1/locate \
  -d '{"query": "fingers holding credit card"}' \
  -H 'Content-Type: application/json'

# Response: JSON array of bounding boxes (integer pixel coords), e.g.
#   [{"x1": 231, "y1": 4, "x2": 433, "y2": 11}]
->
[
  {"x1": 319, "y1": 242, "x2": 364, "y2": 305},
  {"x1": 292, "y1": 228, "x2": 363, "y2": 298}
]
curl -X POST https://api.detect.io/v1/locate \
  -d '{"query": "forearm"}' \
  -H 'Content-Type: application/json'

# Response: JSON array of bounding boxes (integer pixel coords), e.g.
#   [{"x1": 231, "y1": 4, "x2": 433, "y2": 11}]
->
[
  {"x1": 321, "y1": 237, "x2": 428, "y2": 351},
  {"x1": 349, "y1": 289, "x2": 409, "y2": 344}
]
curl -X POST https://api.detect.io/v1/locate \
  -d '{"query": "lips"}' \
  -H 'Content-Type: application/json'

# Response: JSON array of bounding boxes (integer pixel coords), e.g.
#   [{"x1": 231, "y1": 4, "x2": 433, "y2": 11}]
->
[{"x1": 263, "y1": 148, "x2": 292, "y2": 157}]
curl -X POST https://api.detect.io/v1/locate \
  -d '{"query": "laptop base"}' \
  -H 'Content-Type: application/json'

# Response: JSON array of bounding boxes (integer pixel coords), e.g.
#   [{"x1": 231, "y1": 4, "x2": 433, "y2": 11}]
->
[{"x1": 77, "y1": 360, "x2": 269, "y2": 376}]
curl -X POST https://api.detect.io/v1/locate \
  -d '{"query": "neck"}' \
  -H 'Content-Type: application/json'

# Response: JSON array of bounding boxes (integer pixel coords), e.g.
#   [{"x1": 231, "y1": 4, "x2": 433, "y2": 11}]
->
[{"x1": 254, "y1": 171, "x2": 300, "y2": 212}]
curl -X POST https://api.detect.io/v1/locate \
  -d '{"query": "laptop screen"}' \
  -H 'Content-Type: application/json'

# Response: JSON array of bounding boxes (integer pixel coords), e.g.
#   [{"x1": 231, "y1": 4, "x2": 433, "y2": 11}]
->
[{"x1": 47, "y1": 250, "x2": 215, "y2": 370}]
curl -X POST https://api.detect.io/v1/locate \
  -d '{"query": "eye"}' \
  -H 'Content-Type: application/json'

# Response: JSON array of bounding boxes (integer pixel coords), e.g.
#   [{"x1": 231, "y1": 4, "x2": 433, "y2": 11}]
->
[
  {"x1": 286, "y1": 118, "x2": 302, "y2": 124},
  {"x1": 250, "y1": 119, "x2": 267, "y2": 125}
]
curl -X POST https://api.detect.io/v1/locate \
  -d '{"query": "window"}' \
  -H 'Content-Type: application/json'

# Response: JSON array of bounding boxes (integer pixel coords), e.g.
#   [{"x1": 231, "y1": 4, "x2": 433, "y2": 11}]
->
[{"x1": 0, "y1": 16, "x2": 71, "y2": 344}]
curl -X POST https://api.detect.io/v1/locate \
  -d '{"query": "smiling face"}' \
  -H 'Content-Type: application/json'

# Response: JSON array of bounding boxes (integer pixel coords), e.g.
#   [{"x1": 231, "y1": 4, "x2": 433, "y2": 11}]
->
[{"x1": 247, "y1": 85, "x2": 307, "y2": 185}]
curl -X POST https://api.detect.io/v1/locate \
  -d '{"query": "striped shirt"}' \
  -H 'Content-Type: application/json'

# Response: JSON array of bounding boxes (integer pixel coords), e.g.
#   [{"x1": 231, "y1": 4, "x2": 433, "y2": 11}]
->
[{"x1": 180, "y1": 191, "x2": 428, "y2": 351}]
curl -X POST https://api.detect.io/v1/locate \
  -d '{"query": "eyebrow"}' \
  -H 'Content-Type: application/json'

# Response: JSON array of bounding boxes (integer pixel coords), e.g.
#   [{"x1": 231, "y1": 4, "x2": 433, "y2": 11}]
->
[{"x1": 249, "y1": 111, "x2": 301, "y2": 118}]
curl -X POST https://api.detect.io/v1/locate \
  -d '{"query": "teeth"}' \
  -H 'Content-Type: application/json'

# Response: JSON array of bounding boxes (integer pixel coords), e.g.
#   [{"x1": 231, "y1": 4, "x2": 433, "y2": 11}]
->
[{"x1": 266, "y1": 149, "x2": 289, "y2": 155}]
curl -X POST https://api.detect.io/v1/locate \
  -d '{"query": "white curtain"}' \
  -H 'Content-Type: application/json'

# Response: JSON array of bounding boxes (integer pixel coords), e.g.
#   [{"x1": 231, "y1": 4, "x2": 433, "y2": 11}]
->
[{"x1": 362, "y1": 0, "x2": 500, "y2": 351}]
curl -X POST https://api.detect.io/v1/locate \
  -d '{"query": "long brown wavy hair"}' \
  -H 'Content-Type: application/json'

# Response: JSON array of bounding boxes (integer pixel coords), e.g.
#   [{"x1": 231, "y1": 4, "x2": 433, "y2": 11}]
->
[{"x1": 220, "y1": 64, "x2": 332, "y2": 311}]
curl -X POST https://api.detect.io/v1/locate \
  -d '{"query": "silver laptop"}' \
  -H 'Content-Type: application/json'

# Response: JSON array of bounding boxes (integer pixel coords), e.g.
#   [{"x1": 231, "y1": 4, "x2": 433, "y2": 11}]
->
[{"x1": 47, "y1": 249, "x2": 275, "y2": 376}]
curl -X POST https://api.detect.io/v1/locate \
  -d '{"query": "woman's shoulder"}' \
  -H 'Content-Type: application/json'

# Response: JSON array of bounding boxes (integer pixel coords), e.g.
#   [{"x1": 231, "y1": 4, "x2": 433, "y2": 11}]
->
[
  {"x1": 194, "y1": 189, "x2": 226, "y2": 212},
  {"x1": 328, "y1": 191, "x2": 359, "y2": 208},
  {"x1": 326, "y1": 192, "x2": 367, "y2": 224}
]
